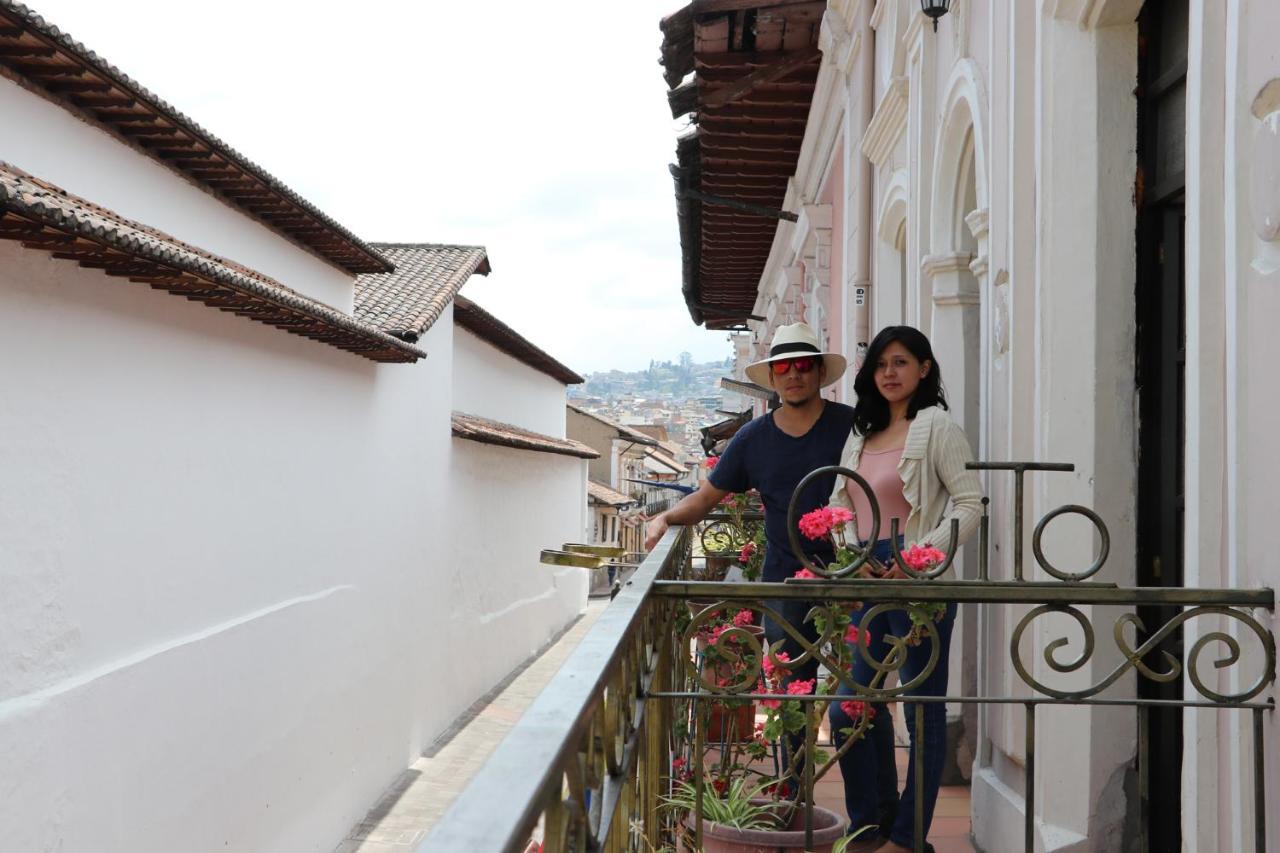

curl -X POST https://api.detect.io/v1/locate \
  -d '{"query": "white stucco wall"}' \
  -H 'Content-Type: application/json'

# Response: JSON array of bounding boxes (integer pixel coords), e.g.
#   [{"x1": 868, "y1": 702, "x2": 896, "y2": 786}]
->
[
  {"x1": 452, "y1": 327, "x2": 570, "y2": 437},
  {"x1": 0, "y1": 76, "x2": 355, "y2": 310},
  {"x1": 0, "y1": 240, "x2": 587, "y2": 852},
  {"x1": 443, "y1": 440, "x2": 589, "y2": 707}
]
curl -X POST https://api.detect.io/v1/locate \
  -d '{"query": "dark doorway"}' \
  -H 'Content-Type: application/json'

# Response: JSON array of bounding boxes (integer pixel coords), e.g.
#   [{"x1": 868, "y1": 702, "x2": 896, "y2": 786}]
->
[{"x1": 1135, "y1": 0, "x2": 1188, "y2": 848}]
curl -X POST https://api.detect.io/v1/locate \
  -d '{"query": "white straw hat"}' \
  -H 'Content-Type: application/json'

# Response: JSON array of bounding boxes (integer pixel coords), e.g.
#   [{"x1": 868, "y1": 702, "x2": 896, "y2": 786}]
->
[{"x1": 744, "y1": 323, "x2": 847, "y2": 389}]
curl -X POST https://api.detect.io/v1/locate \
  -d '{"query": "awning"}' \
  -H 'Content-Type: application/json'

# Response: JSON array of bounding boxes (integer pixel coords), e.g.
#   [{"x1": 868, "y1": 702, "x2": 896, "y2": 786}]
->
[
  {"x1": 700, "y1": 409, "x2": 752, "y2": 456},
  {"x1": 721, "y1": 376, "x2": 775, "y2": 401},
  {"x1": 643, "y1": 454, "x2": 684, "y2": 475}
]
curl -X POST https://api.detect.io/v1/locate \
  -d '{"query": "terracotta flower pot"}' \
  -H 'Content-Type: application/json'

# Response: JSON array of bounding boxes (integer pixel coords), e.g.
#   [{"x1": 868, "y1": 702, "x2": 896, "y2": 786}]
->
[
  {"x1": 706, "y1": 701, "x2": 757, "y2": 742},
  {"x1": 679, "y1": 799, "x2": 849, "y2": 853}
]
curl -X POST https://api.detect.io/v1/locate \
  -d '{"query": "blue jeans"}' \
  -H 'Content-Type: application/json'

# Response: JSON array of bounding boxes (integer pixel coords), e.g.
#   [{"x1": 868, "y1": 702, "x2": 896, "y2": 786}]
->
[{"x1": 828, "y1": 539, "x2": 956, "y2": 847}]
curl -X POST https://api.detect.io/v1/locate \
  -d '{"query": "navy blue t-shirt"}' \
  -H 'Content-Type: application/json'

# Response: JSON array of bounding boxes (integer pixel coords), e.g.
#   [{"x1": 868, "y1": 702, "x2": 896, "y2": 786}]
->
[{"x1": 708, "y1": 402, "x2": 855, "y2": 582}]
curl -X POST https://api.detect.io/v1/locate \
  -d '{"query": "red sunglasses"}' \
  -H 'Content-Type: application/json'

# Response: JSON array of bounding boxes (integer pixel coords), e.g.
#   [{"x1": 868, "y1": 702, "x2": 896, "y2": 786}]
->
[{"x1": 770, "y1": 356, "x2": 818, "y2": 376}]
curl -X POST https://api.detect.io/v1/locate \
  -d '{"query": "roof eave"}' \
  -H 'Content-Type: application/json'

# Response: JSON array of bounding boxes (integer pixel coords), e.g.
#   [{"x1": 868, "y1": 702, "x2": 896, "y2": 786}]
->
[{"x1": 0, "y1": 1, "x2": 391, "y2": 276}]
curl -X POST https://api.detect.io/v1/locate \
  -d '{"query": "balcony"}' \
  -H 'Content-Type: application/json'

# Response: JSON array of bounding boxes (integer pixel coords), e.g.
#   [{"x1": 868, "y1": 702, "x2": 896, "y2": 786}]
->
[{"x1": 421, "y1": 462, "x2": 1276, "y2": 853}]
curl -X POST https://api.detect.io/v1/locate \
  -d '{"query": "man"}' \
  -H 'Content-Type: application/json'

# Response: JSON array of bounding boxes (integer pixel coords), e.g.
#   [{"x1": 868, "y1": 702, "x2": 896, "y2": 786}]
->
[
  {"x1": 644, "y1": 322, "x2": 898, "y2": 848},
  {"x1": 644, "y1": 322, "x2": 851, "y2": 580}
]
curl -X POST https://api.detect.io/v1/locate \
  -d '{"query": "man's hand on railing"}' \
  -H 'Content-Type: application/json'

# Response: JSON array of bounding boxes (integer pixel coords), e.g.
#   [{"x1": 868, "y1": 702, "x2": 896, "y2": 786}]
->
[
  {"x1": 642, "y1": 513, "x2": 669, "y2": 551},
  {"x1": 642, "y1": 479, "x2": 728, "y2": 552}
]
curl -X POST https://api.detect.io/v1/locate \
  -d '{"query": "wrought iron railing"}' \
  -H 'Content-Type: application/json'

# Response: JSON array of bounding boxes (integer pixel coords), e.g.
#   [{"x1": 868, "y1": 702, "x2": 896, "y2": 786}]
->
[
  {"x1": 421, "y1": 460, "x2": 1276, "y2": 853},
  {"x1": 645, "y1": 497, "x2": 677, "y2": 518}
]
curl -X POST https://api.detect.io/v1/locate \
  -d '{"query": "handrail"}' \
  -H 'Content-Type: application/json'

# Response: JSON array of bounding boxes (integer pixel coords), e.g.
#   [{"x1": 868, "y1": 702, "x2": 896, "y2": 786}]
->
[
  {"x1": 416, "y1": 457, "x2": 1278, "y2": 853},
  {"x1": 417, "y1": 526, "x2": 688, "y2": 852}
]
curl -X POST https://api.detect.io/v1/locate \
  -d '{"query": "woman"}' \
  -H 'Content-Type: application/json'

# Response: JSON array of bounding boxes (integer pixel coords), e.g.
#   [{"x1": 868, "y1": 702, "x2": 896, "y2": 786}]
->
[{"x1": 826, "y1": 326, "x2": 982, "y2": 853}]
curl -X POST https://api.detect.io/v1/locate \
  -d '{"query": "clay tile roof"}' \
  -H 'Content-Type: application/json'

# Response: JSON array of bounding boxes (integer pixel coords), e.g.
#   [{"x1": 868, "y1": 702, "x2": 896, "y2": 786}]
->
[
  {"x1": 453, "y1": 295, "x2": 584, "y2": 385},
  {"x1": 0, "y1": 162, "x2": 422, "y2": 362},
  {"x1": 659, "y1": 1, "x2": 825, "y2": 329},
  {"x1": 452, "y1": 412, "x2": 599, "y2": 460},
  {"x1": 354, "y1": 244, "x2": 491, "y2": 341},
  {"x1": 0, "y1": 1, "x2": 392, "y2": 275},
  {"x1": 587, "y1": 480, "x2": 635, "y2": 507},
  {"x1": 566, "y1": 404, "x2": 660, "y2": 447}
]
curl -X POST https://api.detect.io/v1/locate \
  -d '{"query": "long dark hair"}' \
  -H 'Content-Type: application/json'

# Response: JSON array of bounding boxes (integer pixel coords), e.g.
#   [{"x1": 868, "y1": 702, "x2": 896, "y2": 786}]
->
[{"x1": 851, "y1": 326, "x2": 948, "y2": 435}]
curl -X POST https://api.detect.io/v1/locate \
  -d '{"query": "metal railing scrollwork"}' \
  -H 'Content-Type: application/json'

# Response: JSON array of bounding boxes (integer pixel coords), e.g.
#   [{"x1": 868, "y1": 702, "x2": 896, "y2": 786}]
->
[{"x1": 421, "y1": 459, "x2": 1276, "y2": 853}]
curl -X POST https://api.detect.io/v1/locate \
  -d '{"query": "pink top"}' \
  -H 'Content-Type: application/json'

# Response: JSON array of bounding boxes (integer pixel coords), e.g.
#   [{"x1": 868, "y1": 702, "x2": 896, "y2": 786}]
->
[{"x1": 847, "y1": 446, "x2": 912, "y2": 543}]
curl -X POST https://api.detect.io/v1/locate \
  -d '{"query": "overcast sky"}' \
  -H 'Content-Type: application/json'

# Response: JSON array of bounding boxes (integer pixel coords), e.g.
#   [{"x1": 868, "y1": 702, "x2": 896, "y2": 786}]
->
[{"x1": 30, "y1": 0, "x2": 735, "y2": 374}]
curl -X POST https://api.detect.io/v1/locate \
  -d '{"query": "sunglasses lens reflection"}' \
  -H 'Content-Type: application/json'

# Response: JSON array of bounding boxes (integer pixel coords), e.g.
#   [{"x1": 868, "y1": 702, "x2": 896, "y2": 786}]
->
[{"x1": 771, "y1": 357, "x2": 817, "y2": 376}]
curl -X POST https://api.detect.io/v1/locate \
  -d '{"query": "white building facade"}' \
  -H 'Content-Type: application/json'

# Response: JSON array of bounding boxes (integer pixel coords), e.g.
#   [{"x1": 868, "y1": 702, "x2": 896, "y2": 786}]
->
[
  {"x1": 0, "y1": 5, "x2": 590, "y2": 851},
  {"x1": 663, "y1": 0, "x2": 1279, "y2": 849}
]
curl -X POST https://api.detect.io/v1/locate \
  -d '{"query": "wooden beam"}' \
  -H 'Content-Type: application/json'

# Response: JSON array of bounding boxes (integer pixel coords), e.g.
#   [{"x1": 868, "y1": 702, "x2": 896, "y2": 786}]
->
[
  {"x1": 692, "y1": 0, "x2": 819, "y2": 16},
  {"x1": 681, "y1": 187, "x2": 798, "y2": 221},
  {"x1": 699, "y1": 46, "x2": 820, "y2": 110},
  {"x1": 47, "y1": 80, "x2": 112, "y2": 94},
  {"x1": 34, "y1": 66, "x2": 91, "y2": 80},
  {"x1": 698, "y1": 115, "x2": 809, "y2": 132},
  {"x1": 116, "y1": 118, "x2": 166, "y2": 130},
  {"x1": 667, "y1": 79, "x2": 698, "y2": 118},
  {"x1": 0, "y1": 45, "x2": 56, "y2": 58}
]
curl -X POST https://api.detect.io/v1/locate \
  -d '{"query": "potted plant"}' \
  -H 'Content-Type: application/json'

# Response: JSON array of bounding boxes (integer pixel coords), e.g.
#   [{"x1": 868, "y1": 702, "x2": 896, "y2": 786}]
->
[
  {"x1": 670, "y1": 590, "x2": 879, "y2": 852},
  {"x1": 688, "y1": 605, "x2": 765, "y2": 742}
]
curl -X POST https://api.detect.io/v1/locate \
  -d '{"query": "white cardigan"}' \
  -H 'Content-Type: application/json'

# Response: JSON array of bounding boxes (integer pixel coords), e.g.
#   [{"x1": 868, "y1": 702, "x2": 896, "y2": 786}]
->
[{"x1": 828, "y1": 405, "x2": 983, "y2": 550}]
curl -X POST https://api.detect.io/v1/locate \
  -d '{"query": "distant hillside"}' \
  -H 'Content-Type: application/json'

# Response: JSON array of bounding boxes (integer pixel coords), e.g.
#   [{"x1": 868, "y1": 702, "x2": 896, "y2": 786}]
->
[{"x1": 571, "y1": 353, "x2": 732, "y2": 400}]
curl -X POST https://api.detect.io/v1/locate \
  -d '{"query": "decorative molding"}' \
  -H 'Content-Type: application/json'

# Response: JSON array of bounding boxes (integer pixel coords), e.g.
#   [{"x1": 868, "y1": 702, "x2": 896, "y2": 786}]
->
[
  {"x1": 965, "y1": 207, "x2": 990, "y2": 242},
  {"x1": 969, "y1": 253, "x2": 989, "y2": 279},
  {"x1": 1043, "y1": 0, "x2": 1145, "y2": 29},
  {"x1": 921, "y1": 251, "x2": 975, "y2": 278},
  {"x1": 951, "y1": 0, "x2": 970, "y2": 58},
  {"x1": 869, "y1": 0, "x2": 892, "y2": 31},
  {"x1": 927, "y1": 59, "x2": 990, "y2": 251},
  {"x1": 903, "y1": 6, "x2": 926, "y2": 55},
  {"x1": 802, "y1": 203, "x2": 834, "y2": 231},
  {"x1": 1250, "y1": 111, "x2": 1280, "y2": 242},
  {"x1": 812, "y1": 224, "x2": 833, "y2": 273},
  {"x1": 819, "y1": 8, "x2": 861, "y2": 76},
  {"x1": 993, "y1": 272, "x2": 1010, "y2": 355},
  {"x1": 876, "y1": 169, "x2": 911, "y2": 241},
  {"x1": 862, "y1": 76, "x2": 909, "y2": 167},
  {"x1": 829, "y1": 0, "x2": 862, "y2": 28},
  {"x1": 927, "y1": 251, "x2": 980, "y2": 307}
]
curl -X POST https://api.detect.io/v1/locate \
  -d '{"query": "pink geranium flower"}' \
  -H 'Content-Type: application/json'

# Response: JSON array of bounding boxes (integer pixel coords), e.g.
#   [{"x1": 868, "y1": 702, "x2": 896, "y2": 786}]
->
[
  {"x1": 761, "y1": 650, "x2": 790, "y2": 679},
  {"x1": 738, "y1": 541, "x2": 757, "y2": 563},
  {"x1": 797, "y1": 507, "x2": 834, "y2": 540},
  {"x1": 901, "y1": 544, "x2": 947, "y2": 571},
  {"x1": 785, "y1": 679, "x2": 816, "y2": 696},
  {"x1": 757, "y1": 678, "x2": 781, "y2": 709},
  {"x1": 792, "y1": 567, "x2": 819, "y2": 580},
  {"x1": 703, "y1": 456, "x2": 719, "y2": 470},
  {"x1": 839, "y1": 700, "x2": 876, "y2": 720},
  {"x1": 844, "y1": 624, "x2": 870, "y2": 647},
  {"x1": 732, "y1": 609, "x2": 755, "y2": 627},
  {"x1": 828, "y1": 506, "x2": 854, "y2": 525}
]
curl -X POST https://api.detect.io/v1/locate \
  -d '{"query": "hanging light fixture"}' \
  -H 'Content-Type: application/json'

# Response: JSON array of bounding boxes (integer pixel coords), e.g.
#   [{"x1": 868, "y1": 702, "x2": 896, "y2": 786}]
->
[{"x1": 920, "y1": 0, "x2": 951, "y2": 31}]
